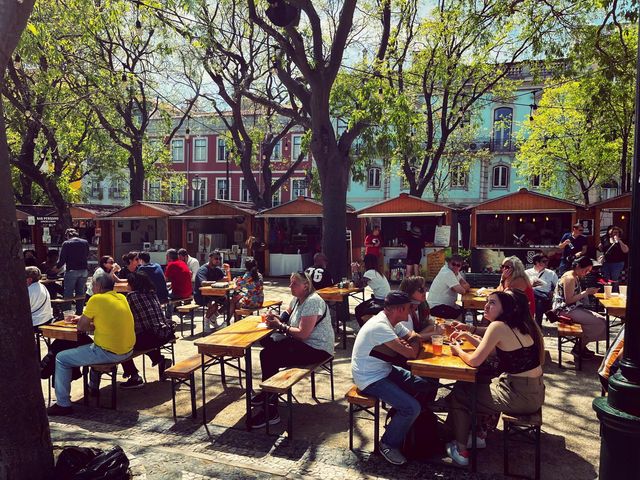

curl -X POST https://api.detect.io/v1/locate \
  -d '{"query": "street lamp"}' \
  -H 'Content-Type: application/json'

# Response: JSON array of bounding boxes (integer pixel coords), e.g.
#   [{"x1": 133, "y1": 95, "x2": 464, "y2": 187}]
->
[
  {"x1": 191, "y1": 174, "x2": 205, "y2": 207},
  {"x1": 593, "y1": 19, "x2": 640, "y2": 479}
]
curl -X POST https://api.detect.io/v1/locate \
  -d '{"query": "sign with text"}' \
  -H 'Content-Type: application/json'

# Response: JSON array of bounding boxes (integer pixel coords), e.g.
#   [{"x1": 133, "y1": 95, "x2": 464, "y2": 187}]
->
[{"x1": 434, "y1": 225, "x2": 451, "y2": 246}]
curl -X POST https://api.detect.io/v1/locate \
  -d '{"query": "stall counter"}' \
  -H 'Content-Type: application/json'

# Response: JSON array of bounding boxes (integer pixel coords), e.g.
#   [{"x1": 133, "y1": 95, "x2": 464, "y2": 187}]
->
[{"x1": 269, "y1": 253, "x2": 313, "y2": 276}]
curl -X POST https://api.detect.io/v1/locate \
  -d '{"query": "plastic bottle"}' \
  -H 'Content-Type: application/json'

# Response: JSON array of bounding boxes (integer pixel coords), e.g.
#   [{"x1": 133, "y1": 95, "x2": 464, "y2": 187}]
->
[{"x1": 465, "y1": 311, "x2": 474, "y2": 328}]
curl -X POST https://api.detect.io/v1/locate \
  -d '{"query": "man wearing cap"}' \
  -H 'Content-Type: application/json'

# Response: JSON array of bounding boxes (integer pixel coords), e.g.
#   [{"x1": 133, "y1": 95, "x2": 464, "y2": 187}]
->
[
  {"x1": 351, "y1": 291, "x2": 438, "y2": 466},
  {"x1": 54, "y1": 228, "x2": 90, "y2": 315},
  {"x1": 194, "y1": 251, "x2": 227, "y2": 332},
  {"x1": 558, "y1": 223, "x2": 587, "y2": 275}
]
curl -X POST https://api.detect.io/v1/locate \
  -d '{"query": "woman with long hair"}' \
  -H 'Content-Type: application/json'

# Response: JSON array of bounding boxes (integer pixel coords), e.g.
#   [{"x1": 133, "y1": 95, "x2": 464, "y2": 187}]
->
[
  {"x1": 230, "y1": 257, "x2": 264, "y2": 321},
  {"x1": 398, "y1": 276, "x2": 435, "y2": 337},
  {"x1": 87, "y1": 255, "x2": 122, "y2": 296},
  {"x1": 552, "y1": 256, "x2": 605, "y2": 358},
  {"x1": 353, "y1": 253, "x2": 391, "y2": 326},
  {"x1": 496, "y1": 256, "x2": 535, "y2": 316},
  {"x1": 597, "y1": 225, "x2": 629, "y2": 283},
  {"x1": 251, "y1": 271, "x2": 334, "y2": 428},
  {"x1": 444, "y1": 290, "x2": 545, "y2": 466}
]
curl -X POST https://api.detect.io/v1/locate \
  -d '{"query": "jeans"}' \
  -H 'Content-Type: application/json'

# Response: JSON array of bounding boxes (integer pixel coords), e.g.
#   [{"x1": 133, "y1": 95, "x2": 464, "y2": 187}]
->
[
  {"x1": 55, "y1": 343, "x2": 131, "y2": 407},
  {"x1": 362, "y1": 366, "x2": 438, "y2": 448},
  {"x1": 601, "y1": 261, "x2": 625, "y2": 284},
  {"x1": 63, "y1": 269, "x2": 88, "y2": 314}
]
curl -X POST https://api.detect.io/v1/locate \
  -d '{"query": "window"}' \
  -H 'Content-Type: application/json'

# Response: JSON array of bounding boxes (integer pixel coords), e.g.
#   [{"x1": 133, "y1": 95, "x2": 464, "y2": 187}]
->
[
  {"x1": 530, "y1": 174, "x2": 541, "y2": 189},
  {"x1": 272, "y1": 140, "x2": 281, "y2": 160},
  {"x1": 147, "y1": 180, "x2": 161, "y2": 201},
  {"x1": 367, "y1": 167, "x2": 381, "y2": 189},
  {"x1": 493, "y1": 107, "x2": 513, "y2": 152},
  {"x1": 450, "y1": 163, "x2": 467, "y2": 188},
  {"x1": 492, "y1": 165, "x2": 509, "y2": 188},
  {"x1": 601, "y1": 180, "x2": 619, "y2": 200},
  {"x1": 217, "y1": 138, "x2": 226, "y2": 162},
  {"x1": 291, "y1": 135, "x2": 302, "y2": 160},
  {"x1": 240, "y1": 179, "x2": 250, "y2": 203},
  {"x1": 171, "y1": 139, "x2": 184, "y2": 163},
  {"x1": 169, "y1": 181, "x2": 184, "y2": 203},
  {"x1": 109, "y1": 179, "x2": 126, "y2": 199},
  {"x1": 89, "y1": 178, "x2": 102, "y2": 197},
  {"x1": 193, "y1": 178, "x2": 207, "y2": 206},
  {"x1": 216, "y1": 178, "x2": 229, "y2": 200},
  {"x1": 336, "y1": 118, "x2": 348, "y2": 138},
  {"x1": 292, "y1": 179, "x2": 307, "y2": 199},
  {"x1": 193, "y1": 138, "x2": 207, "y2": 163},
  {"x1": 272, "y1": 188, "x2": 281, "y2": 207}
]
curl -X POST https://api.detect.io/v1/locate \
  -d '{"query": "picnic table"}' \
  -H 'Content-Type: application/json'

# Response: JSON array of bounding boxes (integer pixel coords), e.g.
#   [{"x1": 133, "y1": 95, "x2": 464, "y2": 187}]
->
[
  {"x1": 194, "y1": 316, "x2": 273, "y2": 429},
  {"x1": 316, "y1": 285, "x2": 364, "y2": 349},
  {"x1": 595, "y1": 292, "x2": 626, "y2": 349},
  {"x1": 408, "y1": 339, "x2": 479, "y2": 471},
  {"x1": 39, "y1": 320, "x2": 81, "y2": 342},
  {"x1": 200, "y1": 283, "x2": 236, "y2": 326}
]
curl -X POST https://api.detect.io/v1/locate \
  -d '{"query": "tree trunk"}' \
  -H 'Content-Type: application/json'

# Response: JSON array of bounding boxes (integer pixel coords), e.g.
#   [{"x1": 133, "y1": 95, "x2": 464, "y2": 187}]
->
[
  {"x1": 0, "y1": 71, "x2": 55, "y2": 480},
  {"x1": 41, "y1": 176, "x2": 73, "y2": 230},
  {"x1": 129, "y1": 149, "x2": 145, "y2": 203}
]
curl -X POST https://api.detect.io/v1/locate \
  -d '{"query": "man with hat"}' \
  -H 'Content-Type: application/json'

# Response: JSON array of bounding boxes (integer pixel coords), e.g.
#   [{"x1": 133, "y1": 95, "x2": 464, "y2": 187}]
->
[
  {"x1": 351, "y1": 291, "x2": 438, "y2": 466},
  {"x1": 404, "y1": 225, "x2": 424, "y2": 277},
  {"x1": 54, "y1": 228, "x2": 90, "y2": 315}
]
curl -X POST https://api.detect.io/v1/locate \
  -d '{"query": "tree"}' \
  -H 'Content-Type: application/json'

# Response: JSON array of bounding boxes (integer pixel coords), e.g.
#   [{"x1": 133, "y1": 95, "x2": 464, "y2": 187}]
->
[
  {"x1": 0, "y1": 0, "x2": 55, "y2": 477},
  {"x1": 160, "y1": 0, "x2": 309, "y2": 208},
  {"x1": 514, "y1": 81, "x2": 619, "y2": 205}
]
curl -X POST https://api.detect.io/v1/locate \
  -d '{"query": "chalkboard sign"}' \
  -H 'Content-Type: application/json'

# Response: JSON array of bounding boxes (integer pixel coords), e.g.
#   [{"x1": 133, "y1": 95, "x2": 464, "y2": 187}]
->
[{"x1": 578, "y1": 219, "x2": 594, "y2": 236}]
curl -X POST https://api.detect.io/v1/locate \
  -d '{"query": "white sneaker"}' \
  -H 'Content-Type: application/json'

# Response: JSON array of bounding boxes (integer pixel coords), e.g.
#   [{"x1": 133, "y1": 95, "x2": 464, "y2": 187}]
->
[
  {"x1": 446, "y1": 441, "x2": 469, "y2": 466},
  {"x1": 466, "y1": 433, "x2": 487, "y2": 449}
]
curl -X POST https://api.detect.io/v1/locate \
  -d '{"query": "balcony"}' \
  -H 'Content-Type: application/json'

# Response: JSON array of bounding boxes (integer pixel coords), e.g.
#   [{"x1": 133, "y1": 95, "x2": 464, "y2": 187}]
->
[{"x1": 467, "y1": 137, "x2": 517, "y2": 153}]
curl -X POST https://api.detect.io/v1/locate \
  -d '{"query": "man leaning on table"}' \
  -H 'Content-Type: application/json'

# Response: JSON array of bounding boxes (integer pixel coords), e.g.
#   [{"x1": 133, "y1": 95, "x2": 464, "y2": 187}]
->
[
  {"x1": 47, "y1": 271, "x2": 135, "y2": 416},
  {"x1": 525, "y1": 253, "x2": 558, "y2": 326},
  {"x1": 351, "y1": 291, "x2": 438, "y2": 466}
]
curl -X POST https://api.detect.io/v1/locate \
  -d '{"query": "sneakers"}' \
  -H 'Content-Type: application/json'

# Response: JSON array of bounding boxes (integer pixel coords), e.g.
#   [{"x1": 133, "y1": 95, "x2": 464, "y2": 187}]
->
[
  {"x1": 120, "y1": 376, "x2": 144, "y2": 389},
  {"x1": 466, "y1": 433, "x2": 487, "y2": 449},
  {"x1": 47, "y1": 403, "x2": 74, "y2": 416},
  {"x1": 250, "y1": 408, "x2": 281, "y2": 429},
  {"x1": 446, "y1": 441, "x2": 469, "y2": 466},
  {"x1": 203, "y1": 315, "x2": 217, "y2": 333},
  {"x1": 251, "y1": 391, "x2": 277, "y2": 406},
  {"x1": 379, "y1": 442, "x2": 407, "y2": 466}
]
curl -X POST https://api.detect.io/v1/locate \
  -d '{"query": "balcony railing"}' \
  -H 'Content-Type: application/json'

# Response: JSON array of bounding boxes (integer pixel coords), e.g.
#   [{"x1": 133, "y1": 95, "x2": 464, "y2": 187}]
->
[{"x1": 467, "y1": 137, "x2": 517, "y2": 153}]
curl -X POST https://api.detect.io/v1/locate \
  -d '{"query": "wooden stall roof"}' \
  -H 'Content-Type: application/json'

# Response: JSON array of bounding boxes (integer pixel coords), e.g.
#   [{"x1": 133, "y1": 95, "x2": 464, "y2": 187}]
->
[
  {"x1": 589, "y1": 193, "x2": 631, "y2": 211},
  {"x1": 70, "y1": 204, "x2": 121, "y2": 220},
  {"x1": 355, "y1": 193, "x2": 451, "y2": 217},
  {"x1": 105, "y1": 201, "x2": 189, "y2": 220},
  {"x1": 256, "y1": 196, "x2": 355, "y2": 218},
  {"x1": 173, "y1": 199, "x2": 257, "y2": 219},
  {"x1": 15, "y1": 205, "x2": 57, "y2": 221},
  {"x1": 468, "y1": 188, "x2": 584, "y2": 214}
]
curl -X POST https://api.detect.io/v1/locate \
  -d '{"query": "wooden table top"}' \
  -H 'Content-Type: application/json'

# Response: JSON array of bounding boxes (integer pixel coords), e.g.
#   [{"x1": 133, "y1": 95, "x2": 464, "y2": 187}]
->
[
  {"x1": 200, "y1": 284, "x2": 235, "y2": 296},
  {"x1": 462, "y1": 288, "x2": 495, "y2": 310},
  {"x1": 114, "y1": 282, "x2": 130, "y2": 293},
  {"x1": 40, "y1": 278, "x2": 62, "y2": 285},
  {"x1": 194, "y1": 316, "x2": 272, "y2": 357},
  {"x1": 595, "y1": 293, "x2": 627, "y2": 315},
  {"x1": 317, "y1": 286, "x2": 363, "y2": 303},
  {"x1": 407, "y1": 341, "x2": 477, "y2": 383},
  {"x1": 39, "y1": 320, "x2": 79, "y2": 342}
]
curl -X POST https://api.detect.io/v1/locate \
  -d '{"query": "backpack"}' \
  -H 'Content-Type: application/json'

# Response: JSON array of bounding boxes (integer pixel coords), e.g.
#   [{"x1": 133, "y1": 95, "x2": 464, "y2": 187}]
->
[
  {"x1": 54, "y1": 447, "x2": 103, "y2": 479},
  {"x1": 72, "y1": 446, "x2": 130, "y2": 480}
]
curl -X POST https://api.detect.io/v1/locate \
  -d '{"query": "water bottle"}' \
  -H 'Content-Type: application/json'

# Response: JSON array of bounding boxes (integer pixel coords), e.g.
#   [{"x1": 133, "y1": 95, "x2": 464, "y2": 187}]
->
[{"x1": 465, "y1": 311, "x2": 474, "y2": 328}]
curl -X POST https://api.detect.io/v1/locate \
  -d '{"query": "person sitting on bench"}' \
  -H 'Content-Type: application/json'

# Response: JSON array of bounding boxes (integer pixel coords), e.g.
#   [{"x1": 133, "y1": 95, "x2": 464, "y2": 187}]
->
[
  {"x1": 229, "y1": 257, "x2": 264, "y2": 321},
  {"x1": 120, "y1": 271, "x2": 176, "y2": 389},
  {"x1": 193, "y1": 251, "x2": 227, "y2": 332},
  {"x1": 353, "y1": 253, "x2": 390, "y2": 326},
  {"x1": 427, "y1": 254, "x2": 470, "y2": 320},
  {"x1": 27, "y1": 266, "x2": 54, "y2": 331},
  {"x1": 47, "y1": 272, "x2": 135, "y2": 416}
]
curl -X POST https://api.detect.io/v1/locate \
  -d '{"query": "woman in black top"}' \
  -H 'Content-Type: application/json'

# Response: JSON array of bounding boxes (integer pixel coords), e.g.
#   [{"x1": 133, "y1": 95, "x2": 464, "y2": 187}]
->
[
  {"x1": 443, "y1": 290, "x2": 545, "y2": 466},
  {"x1": 598, "y1": 225, "x2": 629, "y2": 283}
]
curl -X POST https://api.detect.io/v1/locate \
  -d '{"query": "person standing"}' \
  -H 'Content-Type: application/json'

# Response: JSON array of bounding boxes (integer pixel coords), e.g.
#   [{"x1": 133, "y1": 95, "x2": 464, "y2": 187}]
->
[
  {"x1": 404, "y1": 226, "x2": 423, "y2": 277},
  {"x1": 558, "y1": 223, "x2": 587, "y2": 275},
  {"x1": 178, "y1": 248, "x2": 200, "y2": 282},
  {"x1": 597, "y1": 225, "x2": 629, "y2": 283},
  {"x1": 364, "y1": 226, "x2": 383, "y2": 268},
  {"x1": 351, "y1": 291, "x2": 438, "y2": 466},
  {"x1": 54, "y1": 228, "x2": 89, "y2": 315},
  {"x1": 525, "y1": 254, "x2": 558, "y2": 325}
]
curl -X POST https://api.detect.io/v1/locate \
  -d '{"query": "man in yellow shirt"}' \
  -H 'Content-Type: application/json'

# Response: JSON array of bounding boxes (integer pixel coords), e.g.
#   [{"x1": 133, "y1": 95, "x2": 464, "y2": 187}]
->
[{"x1": 47, "y1": 272, "x2": 135, "y2": 415}]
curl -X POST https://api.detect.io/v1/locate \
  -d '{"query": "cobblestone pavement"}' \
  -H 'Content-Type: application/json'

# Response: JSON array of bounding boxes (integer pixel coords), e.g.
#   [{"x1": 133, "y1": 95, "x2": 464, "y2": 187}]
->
[{"x1": 45, "y1": 277, "x2": 605, "y2": 479}]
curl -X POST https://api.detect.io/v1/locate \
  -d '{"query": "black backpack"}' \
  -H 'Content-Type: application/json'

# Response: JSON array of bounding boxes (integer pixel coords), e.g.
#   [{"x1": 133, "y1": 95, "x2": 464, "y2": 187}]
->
[
  {"x1": 386, "y1": 408, "x2": 445, "y2": 460},
  {"x1": 54, "y1": 447, "x2": 103, "y2": 479},
  {"x1": 73, "y1": 446, "x2": 129, "y2": 480}
]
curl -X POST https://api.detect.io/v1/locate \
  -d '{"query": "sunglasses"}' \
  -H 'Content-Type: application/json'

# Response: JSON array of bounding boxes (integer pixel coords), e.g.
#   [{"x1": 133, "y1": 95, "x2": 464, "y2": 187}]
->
[
  {"x1": 500, "y1": 265, "x2": 512, "y2": 270},
  {"x1": 450, "y1": 262, "x2": 462, "y2": 267},
  {"x1": 106, "y1": 261, "x2": 114, "y2": 264}
]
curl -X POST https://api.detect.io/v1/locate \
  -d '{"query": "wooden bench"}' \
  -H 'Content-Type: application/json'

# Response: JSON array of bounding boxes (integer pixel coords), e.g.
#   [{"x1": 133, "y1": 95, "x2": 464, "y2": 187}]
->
[
  {"x1": 235, "y1": 300, "x2": 283, "y2": 319},
  {"x1": 346, "y1": 385, "x2": 380, "y2": 454},
  {"x1": 176, "y1": 303, "x2": 201, "y2": 337},
  {"x1": 259, "y1": 356, "x2": 334, "y2": 439},
  {"x1": 164, "y1": 296, "x2": 194, "y2": 319},
  {"x1": 557, "y1": 322, "x2": 583, "y2": 370},
  {"x1": 82, "y1": 339, "x2": 176, "y2": 409},
  {"x1": 503, "y1": 409, "x2": 543, "y2": 480},
  {"x1": 164, "y1": 355, "x2": 203, "y2": 419}
]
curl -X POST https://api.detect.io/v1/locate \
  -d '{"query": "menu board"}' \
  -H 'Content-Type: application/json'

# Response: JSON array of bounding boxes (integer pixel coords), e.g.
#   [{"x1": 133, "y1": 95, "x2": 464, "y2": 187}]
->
[
  {"x1": 426, "y1": 248, "x2": 448, "y2": 281},
  {"x1": 434, "y1": 225, "x2": 451, "y2": 246}
]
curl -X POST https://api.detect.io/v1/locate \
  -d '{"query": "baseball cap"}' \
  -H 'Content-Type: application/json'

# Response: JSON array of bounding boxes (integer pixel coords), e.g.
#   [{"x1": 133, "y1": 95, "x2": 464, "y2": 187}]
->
[{"x1": 384, "y1": 290, "x2": 413, "y2": 307}]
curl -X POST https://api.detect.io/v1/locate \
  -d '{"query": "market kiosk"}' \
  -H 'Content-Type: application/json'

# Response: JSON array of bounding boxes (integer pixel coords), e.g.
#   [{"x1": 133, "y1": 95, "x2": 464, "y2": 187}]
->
[
  {"x1": 355, "y1": 193, "x2": 455, "y2": 280},
  {"x1": 468, "y1": 188, "x2": 588, "y2": 271},
  {"x1": 590, "y1": 193, "x2": 631, "y2": 238}
]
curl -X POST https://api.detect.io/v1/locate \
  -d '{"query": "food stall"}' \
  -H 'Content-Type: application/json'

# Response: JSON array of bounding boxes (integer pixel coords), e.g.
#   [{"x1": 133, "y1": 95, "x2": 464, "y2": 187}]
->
[
  {"x1": 103, "y1": 201, "x2": 189, "y2": 263},
  {"x1": 256, "y1": 197, "x2": 360, "y2": 276},
  {"x1": 355, "y1": 193, "x2": 455, "y2": 280},
  {"x1": 171, "y1": 199, "x2": 256, "y2": 266},
  {"x1": 468, "y1": 188, "x2": 588, "y2": 271},
  {"x1": 69, "y1": 204, "x2": 120, "y2": 271},
  {"x1": 15, "y1": 205, "x2": 58, "y2": 260},
  {"x1": 590, "y1": 193, "x2": 631, "y2": 239}
]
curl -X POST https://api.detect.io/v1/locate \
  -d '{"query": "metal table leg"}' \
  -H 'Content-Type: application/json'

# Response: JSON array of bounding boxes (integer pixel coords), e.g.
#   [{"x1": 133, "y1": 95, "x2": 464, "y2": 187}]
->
[
  {"x1": 471, "y1": 381, "x2": 477, "y2": 472},
  {"x1": 244, "y1": 347, "x2": 253, "y2": 430}
]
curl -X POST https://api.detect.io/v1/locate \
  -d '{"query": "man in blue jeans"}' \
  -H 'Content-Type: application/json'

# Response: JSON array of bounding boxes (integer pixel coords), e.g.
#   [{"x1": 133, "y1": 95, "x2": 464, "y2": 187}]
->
[
  {"x1": 54, "y1": 228, "x2": 90, "y2": 315},
  {"x1": 351, "y1": 291, "x2": 438, "y2": 465}
]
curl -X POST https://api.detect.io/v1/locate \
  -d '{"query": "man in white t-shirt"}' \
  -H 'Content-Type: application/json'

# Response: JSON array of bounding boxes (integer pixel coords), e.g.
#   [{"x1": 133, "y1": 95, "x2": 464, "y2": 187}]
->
[
  {"x1": 351, "y1": 291, "x2": 438, "y2": 466},
  {"x1": 427, "y1": 254, "x2": 470, "y2": 320},
  {"x1": 26, "y1": 266, "x2": 54, "y2": 329},
  {"x1": 178, "y1": 248, "x2": 200, "y2": 282},
  {"x1": 525, "y1": 253, "x2": 558, "y2": 325}
]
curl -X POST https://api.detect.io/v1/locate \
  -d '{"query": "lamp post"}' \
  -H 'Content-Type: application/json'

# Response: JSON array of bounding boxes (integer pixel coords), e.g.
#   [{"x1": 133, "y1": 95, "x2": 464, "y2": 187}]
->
[
  {"x1": 191, "y1": 174, "x2": 205, "y2": 207},
  {"x1": 225, "y1": 149, "x2": 231, "y2": 200},
  {"x1": 592, "y1": 18, "x2": 640, "y2": 479}
]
